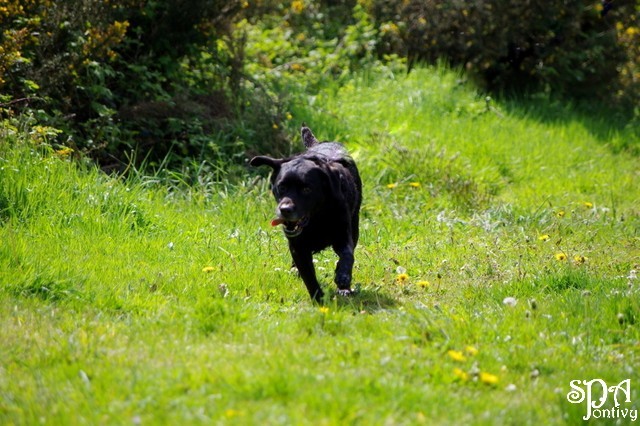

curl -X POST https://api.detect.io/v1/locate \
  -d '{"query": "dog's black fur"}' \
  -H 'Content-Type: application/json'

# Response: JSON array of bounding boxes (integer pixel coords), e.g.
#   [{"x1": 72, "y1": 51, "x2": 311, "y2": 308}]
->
[{"x1": 250, "y1": 126, "x2": 362, "y2": 302}]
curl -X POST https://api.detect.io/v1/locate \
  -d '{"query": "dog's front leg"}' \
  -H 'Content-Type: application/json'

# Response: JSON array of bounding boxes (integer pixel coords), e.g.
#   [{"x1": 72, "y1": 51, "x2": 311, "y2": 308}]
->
[
  {"x1": 332, "y1": 243, "x2": 355, "y2": 294},
  {"x1": 289, "y1": 244, "x2": 324, "y2": 302}
]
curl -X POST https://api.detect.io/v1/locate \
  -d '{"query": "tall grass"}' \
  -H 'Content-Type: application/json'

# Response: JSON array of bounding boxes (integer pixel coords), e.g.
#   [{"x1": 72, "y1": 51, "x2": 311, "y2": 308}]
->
[{"x1": 1, "y1": 66, "x2": 639, "y2": 425}]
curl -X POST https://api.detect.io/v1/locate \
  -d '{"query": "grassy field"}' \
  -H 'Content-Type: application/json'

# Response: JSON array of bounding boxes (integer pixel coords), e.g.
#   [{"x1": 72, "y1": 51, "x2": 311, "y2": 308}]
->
[{"x1": 1, "y1": 67, "x2": 639, "y2": 425}]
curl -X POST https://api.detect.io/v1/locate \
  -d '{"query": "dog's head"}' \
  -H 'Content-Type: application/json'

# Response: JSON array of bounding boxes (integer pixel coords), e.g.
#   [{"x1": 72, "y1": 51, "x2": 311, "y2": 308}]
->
[{"x1": 250, "y1": 155, "x2": 341, "y2": 238}]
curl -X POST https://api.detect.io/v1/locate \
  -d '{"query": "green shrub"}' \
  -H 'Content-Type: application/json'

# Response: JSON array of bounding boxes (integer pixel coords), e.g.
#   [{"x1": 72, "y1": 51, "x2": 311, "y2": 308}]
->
[
  {"x1": 0, "y1": 0, "x2": 254, "y2": 172},
  {"x1": 238, "y1": 2, "x2": 404, "y2": 143},
  {"x1": 2, "y1": 0, "x2": 636, "y2": 177},
  {"x1": 366, "y1": 0, "x2": 638, "y2": 104}
]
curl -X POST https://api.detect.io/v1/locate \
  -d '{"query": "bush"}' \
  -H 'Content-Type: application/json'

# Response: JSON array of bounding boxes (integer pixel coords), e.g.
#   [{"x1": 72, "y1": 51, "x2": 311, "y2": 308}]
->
[
  {"x1": 615, "y1": 12, "x2": 640, "y2": 110},
  {"x1": 1, "y1": 0, "x2": 636, "y2": 177},
  {"x1": 238, "y1": 2, "x2": 404, "y2": 131},
  {"x1": 366, "y1": 0, "x2": 638, "y2": 104},
  {"x1": 0, "y1": 0, "x2": 262, "y2": 173}
]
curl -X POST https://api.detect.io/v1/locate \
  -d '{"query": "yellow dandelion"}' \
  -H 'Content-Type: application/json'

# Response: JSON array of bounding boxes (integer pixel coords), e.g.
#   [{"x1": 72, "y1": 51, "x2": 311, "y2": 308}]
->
[
  {"x1": 396, "y1": 273, "x2": 409, "y2": 284},
  {"x1": 538, "y1": 234, "x2": 550, "y2": 241},
  {"x1": 319, "y1": 306, "x2": 329, "y2": 314},
  {"x1": 453, "y1": 367, "x2": 469, "y2": 381},
  {"x1": 555, "y1": 252, "x2": 567, "y2": 262},
  {"x1": 573, "y1": 255, "x2": 586, "y2": 265},
  {"x1": 451, "y1": 314, "x2": 465, "y2": 323},
  {"x1": 272, "y1": 123, "x2": 279, "y2": 129},
  {"x1": 285, "y1": 112, "x2": 293, "y2": 120},
  {"x1": 447, "y1": 350, "x2": 466, "y2": 362},
  {"x1": 583, "y1": 201, "x2": 593, "y2": 208},
  {"x1": 479, "y1": 371, "x2": 499, "y2": 385},
  {"x1": 202, "y1": 266, "x2": 215, "y2": 273},
  {"x1": 386, "y1": 183, "x2": 398, "y2": 189},
  {"x1": 225, "y1": 409, "x2": 240, "y2": 418},
  {"x1": 556, "y1": 210, "x2": 566, "y2": 218},
  {"x1": 464, "y1": 345, "x2": 478, "y2": 356},
  {"x1": 409, "y1": 182, "x2": 421, "y2": 188},
  {"x1": 55, "y1": 147, "x2": 73, "y2": 157},
  {"x1": 417, "y1": 280, "x2": 430, "y2": 289},
  {"x1": 380, "y1": 22, "x2": 399, "y2": 35},
  {"x1": 291, "y1": 0, "x2": 304, "y2": 13}
]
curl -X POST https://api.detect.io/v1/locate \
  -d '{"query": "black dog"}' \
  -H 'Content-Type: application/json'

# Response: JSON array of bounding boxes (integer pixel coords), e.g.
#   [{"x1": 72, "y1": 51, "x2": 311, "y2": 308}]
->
[{"x1": 250, "y1": 126, "x2": 362, "y2": 302}]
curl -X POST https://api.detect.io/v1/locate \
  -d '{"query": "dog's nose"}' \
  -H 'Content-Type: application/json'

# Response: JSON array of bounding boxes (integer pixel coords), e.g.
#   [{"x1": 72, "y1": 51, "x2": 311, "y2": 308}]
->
[{"x1": 278, "y1": 199, "x2": 296, "y2": 218}]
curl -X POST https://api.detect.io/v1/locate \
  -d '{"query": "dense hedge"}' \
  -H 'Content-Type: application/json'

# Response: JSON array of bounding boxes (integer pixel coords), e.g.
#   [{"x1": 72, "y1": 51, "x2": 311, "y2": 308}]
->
[
  {"x1": 0, "y1": 0, "x2": 276, "y2": 173},
  {"x1": 1, "y1": 0, "x2": 637, "y2": 174},
  {"x1": 367, "y1": 0, "x2": 638, "y2": 101}
]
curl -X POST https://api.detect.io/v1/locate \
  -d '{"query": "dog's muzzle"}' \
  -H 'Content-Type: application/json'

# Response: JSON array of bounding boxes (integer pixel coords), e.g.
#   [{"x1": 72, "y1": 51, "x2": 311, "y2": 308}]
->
[{"x1": 271, "y1": 216, "x2": 308, "y2": 238}]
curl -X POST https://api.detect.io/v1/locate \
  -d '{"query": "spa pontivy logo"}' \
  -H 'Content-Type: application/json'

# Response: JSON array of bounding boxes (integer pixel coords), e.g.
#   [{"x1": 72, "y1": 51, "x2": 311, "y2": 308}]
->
[{"x1": 567, "y1": 379, "x2": 637, "y2": 421}]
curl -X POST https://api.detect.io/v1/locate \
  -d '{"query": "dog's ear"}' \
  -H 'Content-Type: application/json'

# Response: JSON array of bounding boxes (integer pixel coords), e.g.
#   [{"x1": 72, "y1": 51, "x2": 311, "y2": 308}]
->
[
  {"x1": 301, "y1": 126, "x2": 318, "y2": 148},
  {"x1": 250, "y1": 156, "x2": 285, "y2": 171}
]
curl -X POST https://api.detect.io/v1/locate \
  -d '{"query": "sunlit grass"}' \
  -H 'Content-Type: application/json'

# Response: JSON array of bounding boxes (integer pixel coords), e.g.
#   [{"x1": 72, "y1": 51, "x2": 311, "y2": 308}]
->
[{"x1": 1, "y1": 66, "x2": 639, "y2": 425}]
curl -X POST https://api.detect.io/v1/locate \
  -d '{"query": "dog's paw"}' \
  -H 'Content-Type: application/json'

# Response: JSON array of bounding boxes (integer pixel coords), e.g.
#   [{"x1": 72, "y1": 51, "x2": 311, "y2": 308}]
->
[
  {"x1": 336, "y1": 283, "x2": 360, "y2": 297},
  {"x1": 336, "y1": 288, "x2": 356, "y2": 297},
  {"x1": 335, "y1": 272, "x2": 352, "y2": 289}
]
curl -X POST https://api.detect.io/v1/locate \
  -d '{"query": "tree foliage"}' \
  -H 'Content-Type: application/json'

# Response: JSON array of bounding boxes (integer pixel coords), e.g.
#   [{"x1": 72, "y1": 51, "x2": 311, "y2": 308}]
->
[
  {"x1": 1, "y1": 0, "x2": 250, "y2": 171},
  {"x1": 367, "y1": 0, "x2": 638, "y2": 102},
  {"x1": 1, "y1": 0, "x2": 637, "y2": 174}
]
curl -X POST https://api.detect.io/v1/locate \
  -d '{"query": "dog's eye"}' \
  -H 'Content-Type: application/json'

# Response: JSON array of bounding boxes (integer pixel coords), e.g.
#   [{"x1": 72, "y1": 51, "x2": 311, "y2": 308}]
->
[
  {"x1": 276, "y1": 184, "x2": 286, "y2": 194},
  {"x1": 302, "y1": 187, "x2": 312, "y2": 195}
]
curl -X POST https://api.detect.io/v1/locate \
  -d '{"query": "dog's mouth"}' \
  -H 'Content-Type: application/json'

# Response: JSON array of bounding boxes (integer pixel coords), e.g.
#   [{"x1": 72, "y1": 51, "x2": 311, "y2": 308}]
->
[{"x1": 271, "y1": 216, "x2": 309, "y2": 238}]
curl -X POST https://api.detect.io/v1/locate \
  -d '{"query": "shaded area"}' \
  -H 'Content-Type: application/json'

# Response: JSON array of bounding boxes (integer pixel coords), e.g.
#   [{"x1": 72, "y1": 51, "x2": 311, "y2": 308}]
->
[
  {"x1": 332, "y1": 287, "x2": 398, "y2": 312},
  {"x1": 501, "y1": 97, "x2": 640, "y2": 156}
]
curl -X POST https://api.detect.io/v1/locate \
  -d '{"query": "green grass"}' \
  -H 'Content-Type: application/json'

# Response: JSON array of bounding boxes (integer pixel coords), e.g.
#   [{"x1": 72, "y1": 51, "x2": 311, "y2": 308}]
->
[{"x1": 1, "y1": 67, "x2": 639, "y2": 425}]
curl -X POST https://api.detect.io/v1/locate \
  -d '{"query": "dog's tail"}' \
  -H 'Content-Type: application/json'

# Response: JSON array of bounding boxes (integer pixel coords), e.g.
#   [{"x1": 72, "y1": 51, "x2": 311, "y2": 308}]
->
[{"x1": 301, "y1": 125, "x2": 319, "y2": 148}]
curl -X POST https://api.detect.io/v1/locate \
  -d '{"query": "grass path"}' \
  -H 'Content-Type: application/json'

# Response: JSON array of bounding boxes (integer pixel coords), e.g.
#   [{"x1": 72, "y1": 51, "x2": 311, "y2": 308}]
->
[{"x1": 1, "y1": 67, "x2": 639, "y2": 425}]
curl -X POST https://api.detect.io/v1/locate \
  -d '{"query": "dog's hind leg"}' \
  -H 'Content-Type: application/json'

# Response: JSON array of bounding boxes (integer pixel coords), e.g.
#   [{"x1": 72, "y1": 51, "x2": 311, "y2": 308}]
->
[{"x1": 351, "y1": 212, "x2": 360, "y2": 248}]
